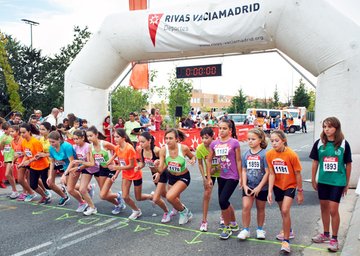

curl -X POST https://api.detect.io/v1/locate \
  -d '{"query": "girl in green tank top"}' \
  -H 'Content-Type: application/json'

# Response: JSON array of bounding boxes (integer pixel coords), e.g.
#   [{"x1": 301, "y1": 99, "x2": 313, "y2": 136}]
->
[{"x1": 156, "y1": 129, "x2": 196, "y2": 226}]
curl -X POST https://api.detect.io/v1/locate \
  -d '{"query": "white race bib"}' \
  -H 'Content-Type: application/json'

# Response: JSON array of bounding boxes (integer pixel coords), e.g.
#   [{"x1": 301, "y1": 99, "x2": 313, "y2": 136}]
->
[
  {"x1": 144, "y1": 158, "x2": 155, "y2": 168},
  {"x1": 94, "y1": 154, "x2": 105, "y2": 163},
  {"x1": 247, "y1": 155, "x2": 261, "y2": 169},
  {"x1": 4, "y1": 144, "x2": 11, "y2": 153},
  {"x1": 273, "y1": 159, "x2": 289, "y2": 174},
  {"x1": 168, "y1": 162, "x2": 181, "y2": 173},
  {"x1": 323, "y1": 157, "x2": 338, "y2": 172},
  {"x1": 24, "y1": 148, "x2": 33, "y2": 157},
  {"x1": 215, "y1": 147, "x2": 229, "y2": 156}
]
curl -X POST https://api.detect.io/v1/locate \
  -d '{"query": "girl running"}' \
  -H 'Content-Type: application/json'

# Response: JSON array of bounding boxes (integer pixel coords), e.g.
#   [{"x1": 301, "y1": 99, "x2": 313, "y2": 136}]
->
[
  {"x1": 310, "y1": 117, "x2": 352, "y2": 252},
  {"x1": 66, "y1": 129, "x2": 97, "y2": 215},
  {"x1": 0, "y1": 122, "x2": 18, "y2": 199},
  {"x1": 136, "y1": 131, "x2": 169, "y2": 222},
  {"x1": 206, "y1": 120, "x2": 241, "y2": 239},
  {"x1": 266, "y1": 130, "x2": 304, "y2": 253},
  {"x1": 18, "y1": 123, "x2": 55, "y2": 204},
  {"x1": 86, "y1": 126, "x2": 124, "y2": 215},
  {"x1": 48, "y1": 130, "x2": 87, "y2": 209},
  {"x1": 238, "y1": 128, "x2": 269, "y2": 240},
  {"x1": 106, "y1": 129, "x2": 152, "y2": 220},
  {"x1": 196, "y1": 127, "x2": 221, "y2": 232},
  {"x1": 156, "y1": 128, "x2": 196, "y2": 225},
  {"x1": 10, "y1": 125, "x2": 36, "y2": 201}
]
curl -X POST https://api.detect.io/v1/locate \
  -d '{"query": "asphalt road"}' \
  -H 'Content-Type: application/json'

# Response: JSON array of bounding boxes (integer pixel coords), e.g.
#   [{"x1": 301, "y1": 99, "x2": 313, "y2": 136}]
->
[{"x1": 0, "y1": 126, "x2": 332, "y2": 256}]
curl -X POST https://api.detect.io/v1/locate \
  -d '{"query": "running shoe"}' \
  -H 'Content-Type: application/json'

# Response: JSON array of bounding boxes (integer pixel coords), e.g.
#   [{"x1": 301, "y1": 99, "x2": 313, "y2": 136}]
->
[
  {"x1": 9, "y1": 191, "x2": 19, "y2": 199},
  {"x1": 229, "y1": 222, "x2": 239, "y2": 232},
  {"x1": 84, "y1": 207, "x2": 97, "y2": 216},
  {"x1": 178, "y1": 208, "x2": 193, "y2": 225},
  {"x1": 276, "y1": 230, "x2": 295, "y2": 240},
  {"x1": 129, "y1": 210, "x2": 142, "y2": 220},
  {"x1": 112, "y1": 205, "x2": 122, "y2": 215},
  {"x1": 76, "y1": 202, "x2": 88, "y2": 213},
  {"x1": 237, "y1": 229, "x2": 250, "y2": 240},
  {"x1": 17, "y1": 193, "x2": 27, "y2": 201},
  {"x1": 312, "y1": 233, "x2": 330, "y2": 243},
  {"x1": 328, "y1": 239, "x2": 339, "y2": 252},
  {"x1": 219, "y1": 227, "x2": 232, "y2": 240},
  {"x1": 0, "y1": 182, "x2": 6, "y2": 189},
  {"x1": 170, "y1": 208, "x2": 178, "y2": 217},
  {"x1": 218, "y1": 223, "x2": 226, "y2": 230},
  {"x1": 89, "y1": 183, "x2": 96, "y2": 199},
  {"x1": 58, "y1": 196, "x2": 70, "y2": 206},
  {"x1": 200, "y1": 221, "x2": 208, "y2": 232},
  {"x1": 45, "y1": 190, "x2": 52, "y2": 198},
  {"x1": 161, "y1": 212, "x2": 171, "y2": 223},
  {"x1": 256, "y1": 229, "x2": 266, "y2": 240},
  {"x1": 39, "y1": 196, "x2": 52, "y2": 205},
  {"x1": 280, "y1": 241, "x2": 291, "y2": 253},
  {"x1": 24, "y1": 193, "x2": 38, "y2": 202},
  {"x1": 117, "y1": 191, "x2": 126, "y2": 210}
]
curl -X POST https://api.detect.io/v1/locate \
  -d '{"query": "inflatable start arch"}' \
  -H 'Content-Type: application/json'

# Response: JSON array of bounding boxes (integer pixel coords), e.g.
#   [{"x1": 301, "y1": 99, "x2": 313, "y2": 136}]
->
[{"x1": 64, "y1": 0, "x2": 360, "y2": 186}]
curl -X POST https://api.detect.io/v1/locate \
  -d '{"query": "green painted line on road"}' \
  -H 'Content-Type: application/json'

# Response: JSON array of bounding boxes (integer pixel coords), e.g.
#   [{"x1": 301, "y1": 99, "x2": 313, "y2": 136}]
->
[{"x1": 2, "y1": 198, "x2": 333, "y2": 252}]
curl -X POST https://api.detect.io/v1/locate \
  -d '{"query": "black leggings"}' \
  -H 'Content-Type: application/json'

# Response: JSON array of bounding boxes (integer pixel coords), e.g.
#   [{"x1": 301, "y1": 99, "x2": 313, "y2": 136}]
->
[
  {"x1": 218, "y1": 177, "x2": 239, "y2": 210},
  {"x1": 29, "y1": 168, "x2": 50, "y2": 191}
]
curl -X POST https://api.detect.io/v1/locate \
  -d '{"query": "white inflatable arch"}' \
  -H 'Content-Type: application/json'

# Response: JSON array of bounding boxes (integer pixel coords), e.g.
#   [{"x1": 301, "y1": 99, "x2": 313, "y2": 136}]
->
[{"x1": 64, "y1": 0, "x2": 360, "y2": 186}]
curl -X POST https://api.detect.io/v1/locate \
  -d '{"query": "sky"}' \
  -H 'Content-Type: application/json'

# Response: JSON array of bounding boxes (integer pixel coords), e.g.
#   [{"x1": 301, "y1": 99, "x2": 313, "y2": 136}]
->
[{"x1": 1, "y1": 0, "x2": 359, "y2": 102}]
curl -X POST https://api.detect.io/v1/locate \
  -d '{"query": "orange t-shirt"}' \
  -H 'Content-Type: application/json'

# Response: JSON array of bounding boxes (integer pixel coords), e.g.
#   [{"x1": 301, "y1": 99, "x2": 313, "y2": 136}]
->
[
  {"x1": 11, "y1": 137, "x2": 24, "y2": 164},
  {"x1": 266, "y1": 147, "x2": 302, "y2": 190},
  {"x1": 115, "y1": 143, "x2": 141, "y2": 180},
  {"x1": 22, "y1": 136, "x2": 49, "y2": 170}
]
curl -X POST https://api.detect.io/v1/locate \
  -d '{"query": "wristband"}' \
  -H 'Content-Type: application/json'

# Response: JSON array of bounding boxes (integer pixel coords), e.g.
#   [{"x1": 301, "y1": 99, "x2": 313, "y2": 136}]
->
[{"x1": 297, "y1": 188, "x2": 304, "y2": 192}]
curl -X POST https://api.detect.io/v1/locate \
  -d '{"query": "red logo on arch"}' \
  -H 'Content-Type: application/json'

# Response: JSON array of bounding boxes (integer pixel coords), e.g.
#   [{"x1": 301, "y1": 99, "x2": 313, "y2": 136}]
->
[{"x1": 148, "y1": 13, "x2": 163, "y2": 46}]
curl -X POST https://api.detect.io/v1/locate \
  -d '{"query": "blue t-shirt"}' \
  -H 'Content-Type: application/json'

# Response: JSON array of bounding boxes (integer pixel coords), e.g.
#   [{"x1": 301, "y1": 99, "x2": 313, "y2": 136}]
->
[
  {"x1": 49, "y1": 141, "x2": 76, "y2": 170},
  {"x1": 242, "y1": 148, "x2": 268, "y2": 190}
]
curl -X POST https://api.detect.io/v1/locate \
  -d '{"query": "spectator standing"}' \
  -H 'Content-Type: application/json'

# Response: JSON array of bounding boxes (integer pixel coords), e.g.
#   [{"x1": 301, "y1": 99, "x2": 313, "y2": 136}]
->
[
  {"x1": 154, "y1": 109, "x2": 163, "y2": 131},
  {"x1": 44, "y1": 108, "x2": 59, "y2": 127},
  {"x1": 301, "y1": 115, "x2": 307, "y2": 133},
  {"x1": 114, "y1": 117, "x2": 125, "y2": 130},
  {"x1": 102, "y1": 116, "x2": 112, "y2": 142},
  {"x1": 140, "y1": 109, "x2": 151, "y2": 132},
  {"x1": 57, "y1": 107, "x2": 65, "y2": 124},
  {"x1": 124, "y1": 112, "x2": 141, "y2": 149},
  {"x1": 282, "y1": 114, "x2": 288, "y2": 133}
]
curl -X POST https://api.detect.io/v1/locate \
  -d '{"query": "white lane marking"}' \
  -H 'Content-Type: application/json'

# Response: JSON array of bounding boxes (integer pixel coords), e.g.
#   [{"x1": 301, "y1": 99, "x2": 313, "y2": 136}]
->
[
  {"x1": 57, "y1": 222, "x2": 120, "y2": 250},
  {"x1": 61, "y1": 227, "x2": 94, "y2": 240},
  {"x1": 11, "y1": 242, "x2": 53, "y2": 256},
  {"x1": 301, "y1": 144, "x2": 310, "y2": 148}
]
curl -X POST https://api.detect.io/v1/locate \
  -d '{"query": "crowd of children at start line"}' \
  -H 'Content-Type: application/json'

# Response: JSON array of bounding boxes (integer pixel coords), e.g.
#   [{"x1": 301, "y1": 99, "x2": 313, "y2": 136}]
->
[{"x1": 0, "y1": 116, "x2": 352, "y2": 253}]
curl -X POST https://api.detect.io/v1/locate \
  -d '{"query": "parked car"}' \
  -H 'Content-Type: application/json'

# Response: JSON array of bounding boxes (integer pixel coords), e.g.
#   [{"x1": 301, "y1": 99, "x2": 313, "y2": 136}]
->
[{"x1": 217, "y1": 113, "x2": 247, "y2": 125}]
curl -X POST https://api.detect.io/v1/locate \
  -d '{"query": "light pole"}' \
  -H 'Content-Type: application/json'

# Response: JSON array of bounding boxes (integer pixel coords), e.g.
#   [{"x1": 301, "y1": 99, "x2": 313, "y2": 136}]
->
[{"x1": 21, "y1": 19, "x2": 39, "y2": 49}]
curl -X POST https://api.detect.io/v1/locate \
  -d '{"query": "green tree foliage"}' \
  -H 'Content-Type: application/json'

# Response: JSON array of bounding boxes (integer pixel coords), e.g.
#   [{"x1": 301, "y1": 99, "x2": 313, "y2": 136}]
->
[
  {"x1": 0, "y1": 33, "x2": 25, "y2": 116},
  {"x1": 273, "y1": 85, "x2": 280, "y2": 108},
  {"x1": 293, "y1": 78, "x2": 310, "y2": 108},
  {"x1": 168, "y1": 73, "x2": 193, "y2": 120},
  {"x1": 228, "y1": 89, "x2": 248, "y2": 113},
  {"x1": 308, "y1": 90, "x2": 316, "y2": 112},
  {"x1": 0, "y1": 26, "x2": 91, "y2": 119},
  {"x1": 111, "y1": 86, "x2": 148, "y2": 121}
]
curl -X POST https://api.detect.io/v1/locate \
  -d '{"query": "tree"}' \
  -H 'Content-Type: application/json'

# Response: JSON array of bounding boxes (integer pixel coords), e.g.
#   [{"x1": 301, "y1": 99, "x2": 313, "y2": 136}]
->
[
  {"x1": 167, "y1": 73, "x2": 193, "y2": 120},
  {"x1": 293, "y1": 78, "x2": 310, "y2": 108},
  {"x1": 308, "y1": 90, "x2": 316, "y2": 112},
  {"x1": 228, "y1": 89, "x2": 248, "y2": 113},
  {"x1": 273, "y1": 85, "x2": 280, "y2": 108},
  {"x1": 111, "y1": 86, "x2": 148, "y2": 121},
  {"x1": 0, "y1": 33, "x2": 25, "y2": 116}
]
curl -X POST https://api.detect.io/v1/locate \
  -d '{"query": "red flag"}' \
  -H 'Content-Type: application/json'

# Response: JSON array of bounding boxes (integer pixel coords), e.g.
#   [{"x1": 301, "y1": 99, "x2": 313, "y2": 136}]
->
[
  {"x1": 129, "y1": 63, "x2": 149, "y2": 89},
  {"x1": 129, "y1": 0, "x2": 149, "y2": 90}
]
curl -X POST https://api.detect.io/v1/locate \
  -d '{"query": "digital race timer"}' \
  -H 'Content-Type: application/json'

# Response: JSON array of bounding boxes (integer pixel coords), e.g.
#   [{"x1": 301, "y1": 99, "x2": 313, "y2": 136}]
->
[{"x1": 176, "y1": 64, "x2": 222, "y2": 78}]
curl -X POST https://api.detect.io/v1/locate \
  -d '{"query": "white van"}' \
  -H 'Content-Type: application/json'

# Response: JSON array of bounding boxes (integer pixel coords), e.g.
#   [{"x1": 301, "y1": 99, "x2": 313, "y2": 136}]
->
[{"x1": 217, "y1": 113, "x2": 247, "y2": 125}]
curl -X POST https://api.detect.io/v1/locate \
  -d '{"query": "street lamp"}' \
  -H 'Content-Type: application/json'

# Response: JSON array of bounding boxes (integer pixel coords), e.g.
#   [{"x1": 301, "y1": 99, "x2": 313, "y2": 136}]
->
[{"x1": 21, "y1": 19, "x2": 39, "y2": 49}]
